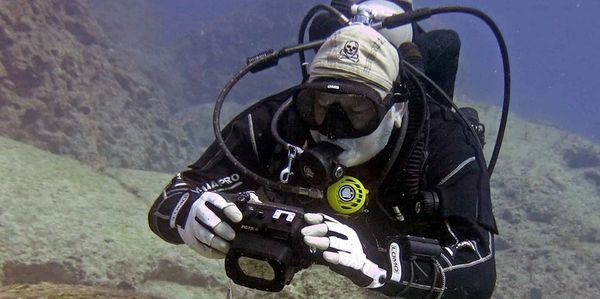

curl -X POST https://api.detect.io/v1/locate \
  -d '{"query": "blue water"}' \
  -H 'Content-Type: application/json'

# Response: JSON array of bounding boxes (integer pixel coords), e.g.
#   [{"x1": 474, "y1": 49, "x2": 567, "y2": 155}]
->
[
  {"x1": 157, "y1": 0, "x2": 600, "y2": 143},
  {"x1": 418, "y1": 0, "x2": 600, "y2": 143}
]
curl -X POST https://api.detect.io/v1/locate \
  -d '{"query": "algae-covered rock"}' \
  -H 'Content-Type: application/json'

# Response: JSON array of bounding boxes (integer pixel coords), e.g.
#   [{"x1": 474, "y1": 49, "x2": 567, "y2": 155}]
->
[
  {"x1": 0, "y1": 282, "x2": 165, "y2": 299},
  {"x1": 0, "y1": 135, "x2": 376, "y2": 299},
  {"x1": 461, "y1": 99, "x2": 600, "y2": 298},
  {"x1": 0, "y1": 135, "x2": 227, "y2": 298}
]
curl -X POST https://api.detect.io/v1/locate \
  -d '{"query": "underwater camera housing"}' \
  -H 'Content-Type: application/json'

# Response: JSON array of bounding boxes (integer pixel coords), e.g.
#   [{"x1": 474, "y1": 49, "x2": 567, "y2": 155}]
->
[{"x1": 224, "y1": 193, "x2": 313, "y2": 292}]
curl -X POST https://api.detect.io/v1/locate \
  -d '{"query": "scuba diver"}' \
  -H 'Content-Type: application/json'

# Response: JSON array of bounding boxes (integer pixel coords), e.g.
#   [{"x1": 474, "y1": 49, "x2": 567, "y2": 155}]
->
[{"x1": 149, "y1": 0, "x2": 506, "y2": 297}]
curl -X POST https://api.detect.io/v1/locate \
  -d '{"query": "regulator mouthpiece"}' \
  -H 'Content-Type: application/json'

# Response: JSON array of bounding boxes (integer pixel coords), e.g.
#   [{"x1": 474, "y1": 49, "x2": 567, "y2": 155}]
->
[
  {"x1": 326, "y1": 176, "x2": 368, "y2": 214},
  {"x1": 297, "y1": 142, "x2": 345, "y2": 189}
]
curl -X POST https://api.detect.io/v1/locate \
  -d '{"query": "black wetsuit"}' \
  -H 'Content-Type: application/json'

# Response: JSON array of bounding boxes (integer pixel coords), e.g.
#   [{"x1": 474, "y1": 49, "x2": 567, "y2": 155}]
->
[{"x1": 148, "y1": 86, "x2": 498, "y2": 298}]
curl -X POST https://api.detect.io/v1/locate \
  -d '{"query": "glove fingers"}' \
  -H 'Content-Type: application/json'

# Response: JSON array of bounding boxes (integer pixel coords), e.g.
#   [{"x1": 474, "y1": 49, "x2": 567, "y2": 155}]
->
[
  {"x1": 336, "y1": 250, "x2": 364, "y2": 270},
  {"x1": 222, "y1": 205, "x2": 243, "y2": 223},
  {"x1": 213, "y1": 221, "x2": 236, "y2": 241},
  {"x1": 304, "y1": 213, "x2": 340, "y2": 224},
  {"x1": 328, "y1": 235, "x2": 354, "y2": 253},
  {"x1": 177, "y1": 226, "x2": 225, "y2": 259},
  {"x1": 203, "y1": 192, "x2": 243, "y2": 223},
  {"x1": 196, "y1": 203, "x2": 223, "y2": 228},
  {"x1": 301, "y1": 223, "x2": 328, "y2": 236},
  {"x1": 190, "y1": 220, "x2": 214, "y2": 245},
  {"x1": 202, "y1": 192, "x2": 230, "y2": 209},
  {"x1": 304, "y1": 213, "x2": 324, "y2": 224},
  {"x1": 323, "y1": 251, "x2": 340, "y2": 264},
  {"x1": 204, "y1": 250, "x2": 226, "y2": 259},
  {"x1": 209, "y1": 235, "x2": 232, "y2": 254},
  {"x1": 325, "y1": 222, "x2": 357, "y2": 240},
  {"x1": 321, "y1": 213, "x2": 341, "y2": 223},
  {"x1": 304, "y1": 235, "x2": 330, "y2": 250},
  {"x1": 326, "y1": 250, "x2": 363, "y2": 270},
  {"x1": 190, "y1": 221, "x2": 231, "y2": 253}
]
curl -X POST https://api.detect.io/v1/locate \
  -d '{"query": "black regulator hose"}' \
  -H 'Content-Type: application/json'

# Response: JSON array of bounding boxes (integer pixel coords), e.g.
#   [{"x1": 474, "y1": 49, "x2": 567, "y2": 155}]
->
[
  {"x1": 404, "y1": 65, "x2": 430, "y2": 198},
  {"x1": 270, "y1": 98, "x2": 296, "y2": 150},
  {"x1": 384, "y1": 6, "x2": 511, "y2": 176},
  {"x1": 298, "y1": 4, "x2": 349, "y2": 81},
  {"x1": 214, "y1": 42, "x2": 325, "y2": 200}
]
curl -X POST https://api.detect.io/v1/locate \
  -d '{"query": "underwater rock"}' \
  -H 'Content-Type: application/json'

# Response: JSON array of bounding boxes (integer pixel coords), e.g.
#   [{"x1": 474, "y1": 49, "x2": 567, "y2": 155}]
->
[
  {"x1": 2, "y1": 261, "x2": 81, "y2": 285},
  {"x1": 495, "y1": 237, "x2": 512, "y2": 251},
  {"x1": 0, "y1": 282, "x2": 165, "y2": 299},
  {"x1": 144, "y1": 259, "x2": 224, "y2": 289},
  {"x1": 578, "y1": 227, "x2": 600, "y2": 243},
  {"x1": 583, "y1": 171, "x2": 600, "y2": 192},
  {"x1": 500, "y1": 209, "x2": 519, "y2": 224},
  {"x1": 525, "y1": 206, "x2": 554, "y2": 223},
  {"x1": 563, "y1": 147, "x2": 600, "y2": 169},
  {"x1": 116, "y1": 281, "x2": 135, "y2": 291},
  {"x1": 0, "y1": 0, "x2": 199, "y2": 172},
  {"x1": 529, "y1": 287, "x2": 543, "y2": 299}
]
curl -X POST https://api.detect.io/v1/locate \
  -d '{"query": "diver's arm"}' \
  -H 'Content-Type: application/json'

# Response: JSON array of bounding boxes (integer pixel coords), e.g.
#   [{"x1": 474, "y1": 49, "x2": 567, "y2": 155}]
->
[
  {"x1": 375, "y1": 166, "x2": 496, "y2": 298},
  {"x1": 147, "y1": 128, "x2": 260, "y2": 245},
  {"x1": 376, "y1": 102, "x2": 497, "y2": 297},
  {"x1": 148, "y1": 173, "x2": 197, "y2": 244},
  {"x1": 375, "y1": 223, "x2": 496, "y2": 298},
  {"x1": 300, "y1": 214, "x2": 496, "y2": 298},
  {"x1": 148, "y1": 95, "x2": 291, "y2": 244},
  {"x1": 435, "y1": 223, "x2": 496, "y2": 299},
  {"x1": 300, "y1": 167, "x2": 496, "y2": 298}
]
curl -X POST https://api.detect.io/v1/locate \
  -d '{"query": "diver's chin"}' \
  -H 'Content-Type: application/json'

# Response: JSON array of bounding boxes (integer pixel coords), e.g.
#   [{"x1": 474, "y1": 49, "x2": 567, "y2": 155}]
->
[
  {"x1": 325, "y1": 139, "x2": 350, "y2": 151},
  {"x1": 337, "y1": 150, "x2": 370, "y2": 167},
  {"x1": 309, "y1": 131, "x2": 383, "y2": 168}
]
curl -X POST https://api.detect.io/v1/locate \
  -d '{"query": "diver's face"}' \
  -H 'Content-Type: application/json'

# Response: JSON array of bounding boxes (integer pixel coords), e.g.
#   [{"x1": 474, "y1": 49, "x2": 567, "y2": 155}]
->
[
  {"x1": 310, "y1": 103, "x2": 405, "y2": 167},
  {"x1": 294, "y1": 79, "x2": 395, "y2": 140}
]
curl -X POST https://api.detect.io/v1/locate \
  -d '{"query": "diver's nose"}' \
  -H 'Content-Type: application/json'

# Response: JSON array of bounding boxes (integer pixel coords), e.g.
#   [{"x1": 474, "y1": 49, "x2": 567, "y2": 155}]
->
[{"x1": 323, "y1": 104, "x2": 346, "y2": 140}]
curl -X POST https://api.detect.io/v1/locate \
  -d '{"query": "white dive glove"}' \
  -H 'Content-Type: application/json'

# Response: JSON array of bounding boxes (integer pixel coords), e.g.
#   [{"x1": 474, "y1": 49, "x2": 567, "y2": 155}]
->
[
  {"x1": 177, "y1": 191, "x2": 258, "y2": 259},
  {"x1": 301, "y1": 213, "x2": 387, "y2": 288}
]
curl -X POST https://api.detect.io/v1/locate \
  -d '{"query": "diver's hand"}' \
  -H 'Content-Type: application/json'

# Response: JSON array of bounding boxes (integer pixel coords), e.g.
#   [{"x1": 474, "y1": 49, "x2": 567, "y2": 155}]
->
[
  {"x1": 301, "y1": 213, "x2": 387, "y2": 288},
  {"x1": 177, "y1": 192, "x2": 248, "y2": 259}
]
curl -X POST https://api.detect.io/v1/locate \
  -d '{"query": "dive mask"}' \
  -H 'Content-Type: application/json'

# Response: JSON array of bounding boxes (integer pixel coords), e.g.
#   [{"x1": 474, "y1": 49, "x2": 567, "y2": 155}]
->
[{"x1": 294, "y1": 79, "x2": 398, "y2": 139}]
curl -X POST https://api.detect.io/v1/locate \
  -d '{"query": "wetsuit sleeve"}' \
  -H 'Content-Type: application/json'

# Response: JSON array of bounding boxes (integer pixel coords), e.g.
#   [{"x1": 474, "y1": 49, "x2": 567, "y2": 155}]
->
[
  {"x1": 373, "y1": 162, "x2": 497, "y2": 298},
  {"x1": 373, "y1": 222, "x2": 495, "y2": 298},
  {"x1": 374, "y1": 102, "x2": 497, "y2": 298},
  {"x1": 147, "y1": 95, "x2": 292, "y2": 244},
  {"x1": 147, "y1": 174, "x2": 201, "y2": 244},
  {"x1": 426, "y1": 101, "x2": 498, "y2": 233}
]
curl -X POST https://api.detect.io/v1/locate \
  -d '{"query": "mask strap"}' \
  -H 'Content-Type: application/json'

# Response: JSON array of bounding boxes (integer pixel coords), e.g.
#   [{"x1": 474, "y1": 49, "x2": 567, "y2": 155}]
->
[{"x1": 384, "y1": 61, "x2": 409, "y2": 106}]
